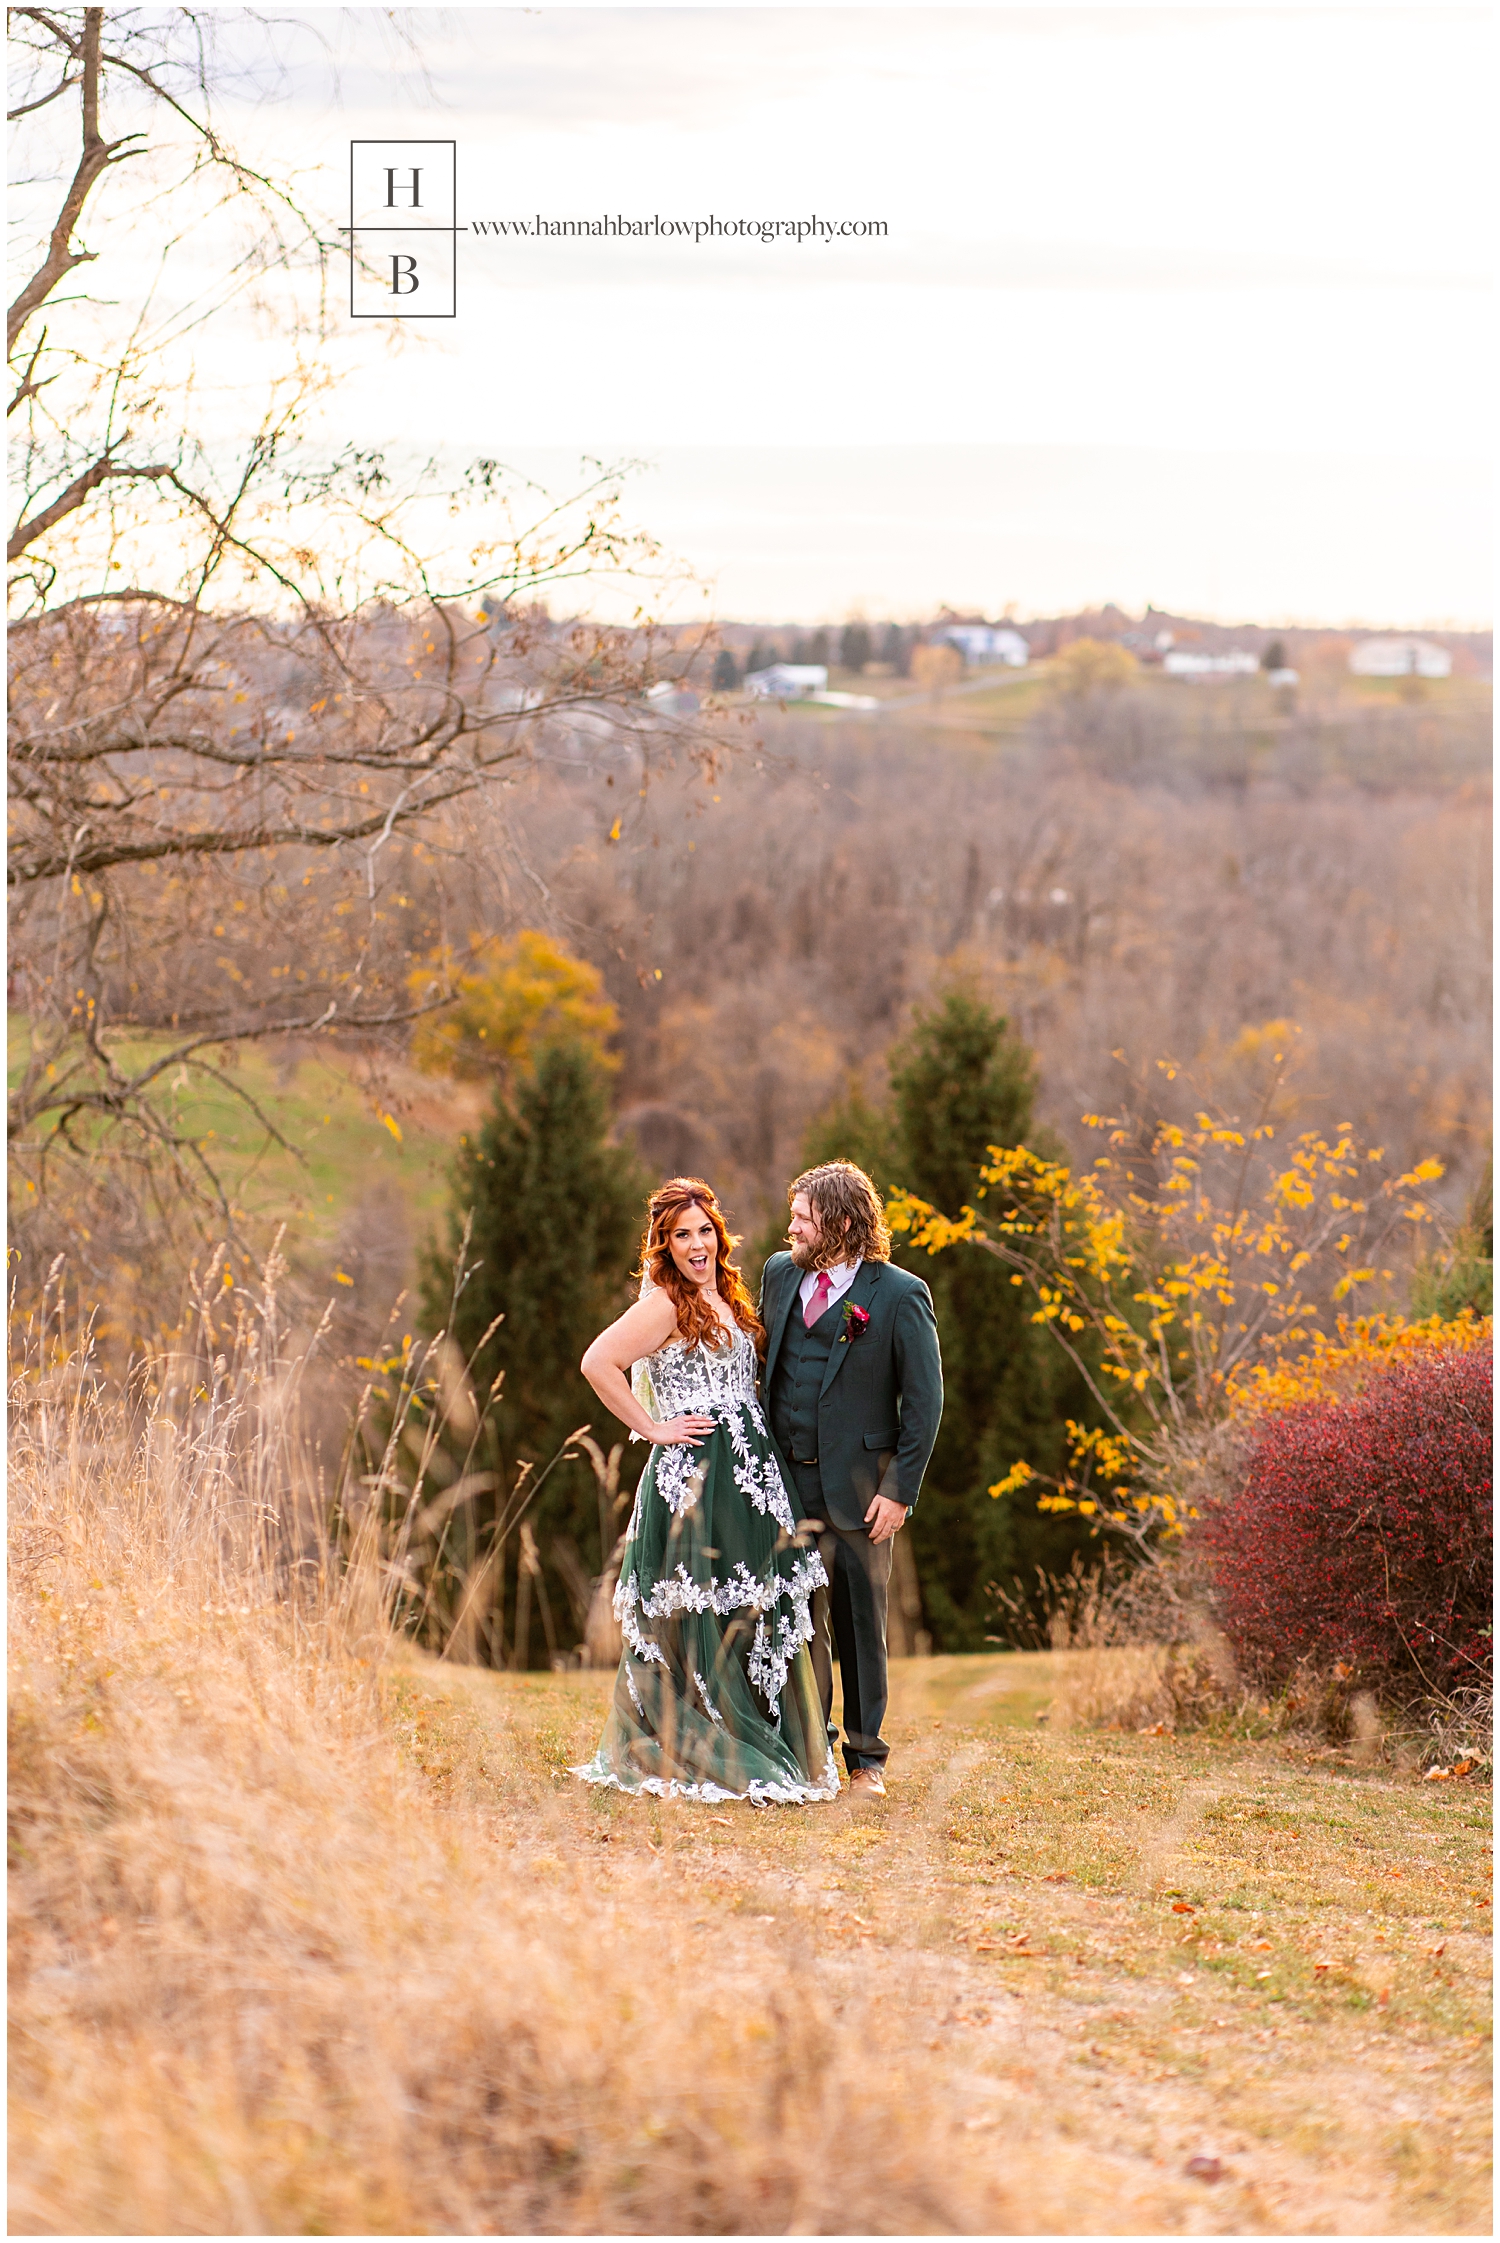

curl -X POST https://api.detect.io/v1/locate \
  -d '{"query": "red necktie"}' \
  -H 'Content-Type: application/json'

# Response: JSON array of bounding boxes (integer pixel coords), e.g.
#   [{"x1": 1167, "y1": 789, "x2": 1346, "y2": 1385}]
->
[{"x1": 804, "y1": 1270, "x2": 834, "y2": 1329}]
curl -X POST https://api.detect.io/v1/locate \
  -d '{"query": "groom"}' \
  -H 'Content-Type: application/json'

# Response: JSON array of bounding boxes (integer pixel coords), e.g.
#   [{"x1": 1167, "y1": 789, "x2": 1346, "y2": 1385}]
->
[{"x1": 759, "y1": 1161, "x2": 943, "y2": 1796}]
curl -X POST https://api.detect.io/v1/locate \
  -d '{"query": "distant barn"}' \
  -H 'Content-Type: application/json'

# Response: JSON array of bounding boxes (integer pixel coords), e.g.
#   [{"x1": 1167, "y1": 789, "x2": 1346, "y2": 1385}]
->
[
  {"x1": 1349, "y1": 637, "x2": 1452, "y2": 679},
  {"x1": 938, "y1": 624, "x2": 1029, "y2": 668},
  {"x1": 744, "y1": 663, "x2": 828, "y2": 699},
  {"x1": 1162, "y1": 649, "x2": 1259, "y2": 679}
]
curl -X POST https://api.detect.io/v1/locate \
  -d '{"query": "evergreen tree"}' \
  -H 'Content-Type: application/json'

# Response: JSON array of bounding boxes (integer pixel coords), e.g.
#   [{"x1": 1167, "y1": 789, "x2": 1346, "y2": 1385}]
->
[
  {"x1": 749, "y1": 1075, "x2": 894, "y2": 1285},
  {"x1": 879, "y1": 622, "x2": 913, "y2": 676},
  {"x1": 840, "y1": 620, "x2": 873, "y2": 674},
  {"x1": 711, "y1": 647, "x2": 739, "y2": 691},
  {"x1": 797, "y1": 1075, "x2": 896, "y2": 1193},
  {"x1": 787, "y1": 989, "x2": 1099, "y2": 1648},
  {"x1": 423, "y1": 1040, "x2": 649, "y2": 1661},
  {"x1": 807, "y1": 626, "x2": 830, "y2": 667}
]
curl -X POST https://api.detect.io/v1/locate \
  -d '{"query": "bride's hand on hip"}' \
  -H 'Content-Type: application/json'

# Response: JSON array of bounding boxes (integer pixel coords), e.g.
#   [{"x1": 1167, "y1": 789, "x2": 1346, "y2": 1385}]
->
[{"x1": 653, "y1": 1413, "x2": 717, "y2": 1446}]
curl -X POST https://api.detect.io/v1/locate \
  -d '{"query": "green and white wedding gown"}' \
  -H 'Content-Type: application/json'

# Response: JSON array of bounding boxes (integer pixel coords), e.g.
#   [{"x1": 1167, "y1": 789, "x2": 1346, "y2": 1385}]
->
[{"x1": 574, "y1": 1319, "x2": 838, "y2": 1804}]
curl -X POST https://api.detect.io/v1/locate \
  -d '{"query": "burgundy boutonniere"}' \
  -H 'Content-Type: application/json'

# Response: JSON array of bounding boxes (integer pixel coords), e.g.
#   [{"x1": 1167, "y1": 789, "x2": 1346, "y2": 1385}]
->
[{"x1": 841, "y1": 1302, "x2": 871, "y2": 1344}]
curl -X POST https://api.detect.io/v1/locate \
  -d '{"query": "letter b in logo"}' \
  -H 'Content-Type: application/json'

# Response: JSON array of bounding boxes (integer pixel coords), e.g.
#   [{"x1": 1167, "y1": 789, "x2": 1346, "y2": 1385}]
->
[{"x1": 349, "y1": 141, "x2": 455, "y2": 318}]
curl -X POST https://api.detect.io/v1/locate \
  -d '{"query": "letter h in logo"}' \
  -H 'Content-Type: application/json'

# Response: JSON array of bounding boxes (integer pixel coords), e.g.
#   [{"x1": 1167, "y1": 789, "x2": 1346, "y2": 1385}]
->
[{"x1": 348, "y1": 140, "x2": 457, "y2": 318}]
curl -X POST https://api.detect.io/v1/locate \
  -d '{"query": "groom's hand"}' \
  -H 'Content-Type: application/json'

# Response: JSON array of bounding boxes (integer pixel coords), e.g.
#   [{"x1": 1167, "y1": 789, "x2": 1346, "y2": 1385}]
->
[{"x1": 865, "y1": 1493, "x2": 906, "y2": 1545}]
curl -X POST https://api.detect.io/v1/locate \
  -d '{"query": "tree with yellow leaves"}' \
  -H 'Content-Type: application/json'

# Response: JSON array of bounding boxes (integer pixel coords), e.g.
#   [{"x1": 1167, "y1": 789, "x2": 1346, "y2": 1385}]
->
[
  {"x1": 887, "y1": 1028, "x2": 1449, "y2": 1551},
  {"x1": 409, "y1": 931, "x2": 619, "y2": 1085},
  {"x1": 1052, "y1": 637, "x2": 1138, "y2": 695},
  {"x1": 1223, "y1": 1307, "x2": 1490, "y2": 1419}
]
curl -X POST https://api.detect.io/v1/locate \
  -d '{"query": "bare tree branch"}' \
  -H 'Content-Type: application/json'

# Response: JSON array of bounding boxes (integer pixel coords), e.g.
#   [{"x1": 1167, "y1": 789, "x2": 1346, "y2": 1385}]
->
[
  {"x1": 8, "y1": 68, "x2": 80, "y2": 121},
  {"x1": 7, "y1": 9, "x2": 142, "y2": 352},
  {"x1": 7, "y1": 454, "x2": 173, "y2": 560},
  {"x1": 6, "y1": 7, "x2": 725, "y2": 1268}
]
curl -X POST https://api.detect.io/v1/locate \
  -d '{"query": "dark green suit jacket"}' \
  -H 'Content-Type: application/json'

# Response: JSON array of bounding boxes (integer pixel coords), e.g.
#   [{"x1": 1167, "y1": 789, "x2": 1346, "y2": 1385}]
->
[{"x1": 759, "y1": 1252, "x2": 944, "y2": 1532}]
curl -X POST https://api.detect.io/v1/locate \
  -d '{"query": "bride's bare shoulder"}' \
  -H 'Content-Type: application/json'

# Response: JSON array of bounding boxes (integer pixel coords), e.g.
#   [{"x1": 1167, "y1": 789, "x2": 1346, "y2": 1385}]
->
[
  {"x1": 614, "y1": 1285, "x2": 682, "y2": 1354},
  {"x1": 585, "y1": 1287, "x2": 679, "y2": 1373}
]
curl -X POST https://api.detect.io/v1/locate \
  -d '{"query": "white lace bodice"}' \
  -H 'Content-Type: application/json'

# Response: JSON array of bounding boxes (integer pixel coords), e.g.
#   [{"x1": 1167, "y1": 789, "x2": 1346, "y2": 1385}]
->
[
  {"x1": 629, "y1": 1319, "x2": 797, "y2": 1536},
  {"x1": 642, "y1": 1320, "x2": 760, "y2": 1418}
]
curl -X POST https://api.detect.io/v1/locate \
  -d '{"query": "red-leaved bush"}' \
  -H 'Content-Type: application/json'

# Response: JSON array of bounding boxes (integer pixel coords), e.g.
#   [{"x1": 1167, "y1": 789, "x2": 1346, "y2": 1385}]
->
[{"x1": 1198, "y1": 1347, "x2": 1492, "y2": 1694}]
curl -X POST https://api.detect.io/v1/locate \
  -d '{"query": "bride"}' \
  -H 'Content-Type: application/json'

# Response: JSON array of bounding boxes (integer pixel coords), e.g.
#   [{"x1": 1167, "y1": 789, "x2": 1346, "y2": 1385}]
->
[{"x1": 573, "y1": 1178, "x2": 837, "y2": 1803}]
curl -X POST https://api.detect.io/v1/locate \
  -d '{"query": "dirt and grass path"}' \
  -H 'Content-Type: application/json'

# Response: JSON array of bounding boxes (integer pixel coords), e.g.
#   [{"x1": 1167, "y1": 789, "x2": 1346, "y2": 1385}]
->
[{"x1": 395, "y1": 1648, "x2": 1492, "y2": 2236}]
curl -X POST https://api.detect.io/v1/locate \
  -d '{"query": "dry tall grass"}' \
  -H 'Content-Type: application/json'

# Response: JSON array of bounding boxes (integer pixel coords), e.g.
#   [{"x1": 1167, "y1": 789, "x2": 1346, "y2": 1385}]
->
[
  {"x1": 8, "y1": 1291, "x2": 1021, "y2": 2236},
  {"x1": 10, "y1": 1289, "x2": 1493, "y2": 2235},
  {"x1": 986, "y1": 1555, "x2": 1242, "y2": 1739}
]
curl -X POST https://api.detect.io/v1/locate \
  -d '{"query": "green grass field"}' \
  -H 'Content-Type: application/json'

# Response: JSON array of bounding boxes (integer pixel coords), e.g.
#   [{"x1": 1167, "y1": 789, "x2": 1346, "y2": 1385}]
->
[{"x1": 9, "y1": 1018, "x2": 473, "y2": 1271}]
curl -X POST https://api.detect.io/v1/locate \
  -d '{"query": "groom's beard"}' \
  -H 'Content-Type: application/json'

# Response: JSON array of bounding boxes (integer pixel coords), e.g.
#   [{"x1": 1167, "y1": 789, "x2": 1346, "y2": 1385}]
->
[{"x1": 789, "y1": 1237, "x2": 839, "y2": 1271}]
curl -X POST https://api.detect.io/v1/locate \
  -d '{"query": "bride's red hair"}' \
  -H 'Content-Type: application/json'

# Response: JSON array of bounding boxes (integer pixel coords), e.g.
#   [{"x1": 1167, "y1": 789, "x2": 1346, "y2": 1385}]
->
[{"x1": 639, "y1": 1179, "x2": 766, "y2": 1358}]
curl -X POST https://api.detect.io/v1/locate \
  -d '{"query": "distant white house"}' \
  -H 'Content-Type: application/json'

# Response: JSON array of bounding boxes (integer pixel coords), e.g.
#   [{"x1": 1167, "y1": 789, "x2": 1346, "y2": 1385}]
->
[
  {"x1": 644, "y1": 679, "x2": 700, "y2": 715},
  {"x1": 744, "y1": 663, "x2": 827, "y2": 699},
  {"x1": 1163, "y1": 650, "x2": 1260, "y2": 679},
  {"x1": 1349, "y1": 637, "x2": 1452, "y2": 680},
  {"x1": 939, "y1": 624, "x2": 1029, "y2": 668}
]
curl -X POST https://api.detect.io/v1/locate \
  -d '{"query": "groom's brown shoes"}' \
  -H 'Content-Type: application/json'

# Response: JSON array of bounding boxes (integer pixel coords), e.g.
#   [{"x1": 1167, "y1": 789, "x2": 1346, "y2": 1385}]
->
[{"x1": 848, "y1": 1768, "x2": 886, "y2": 1798}]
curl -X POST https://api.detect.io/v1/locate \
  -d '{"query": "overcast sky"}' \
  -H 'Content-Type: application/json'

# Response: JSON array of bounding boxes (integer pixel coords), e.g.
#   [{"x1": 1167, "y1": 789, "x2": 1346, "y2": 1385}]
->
[{"x1": 18, "y1": 4, "x2": 1496, "y2": 623}]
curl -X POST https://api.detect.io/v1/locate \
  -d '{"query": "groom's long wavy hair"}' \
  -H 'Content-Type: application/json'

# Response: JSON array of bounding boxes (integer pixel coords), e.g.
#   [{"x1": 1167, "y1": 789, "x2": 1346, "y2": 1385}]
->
[
  {"x1": 789, "y1": 1160, "x2": 892, "y2": 1267},
  {"x1": 638, "y1": 1179, "x2": 766, "y2": 1358}
]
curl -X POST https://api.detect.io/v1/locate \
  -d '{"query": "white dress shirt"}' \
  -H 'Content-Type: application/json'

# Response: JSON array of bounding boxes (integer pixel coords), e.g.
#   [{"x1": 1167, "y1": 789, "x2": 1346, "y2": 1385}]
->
[{"x1": 798, "y1": 1256, "x2": 863, "y2": 1320}]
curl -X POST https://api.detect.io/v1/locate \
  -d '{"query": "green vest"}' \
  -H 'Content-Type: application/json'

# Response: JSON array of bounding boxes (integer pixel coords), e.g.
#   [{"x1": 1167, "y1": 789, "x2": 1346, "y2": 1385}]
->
[{"x1": 769, "y1": 1289, "x2": 843, "y2": 1464}]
